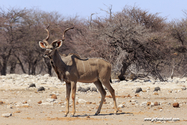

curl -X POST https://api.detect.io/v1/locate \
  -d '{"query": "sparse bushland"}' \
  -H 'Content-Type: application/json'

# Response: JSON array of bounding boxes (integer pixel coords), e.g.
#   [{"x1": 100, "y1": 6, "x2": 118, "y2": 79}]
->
[{"x1": 0, "y1": 6, "x2": 187, "y2": 81}]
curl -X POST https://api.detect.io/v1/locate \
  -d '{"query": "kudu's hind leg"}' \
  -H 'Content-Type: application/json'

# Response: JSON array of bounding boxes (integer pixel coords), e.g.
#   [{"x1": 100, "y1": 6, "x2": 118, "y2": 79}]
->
[
  {"x1": 71, "y1": 81, "x2": 77, "y2": 117},
  {"x1": 101, "y1": 79, "x2": 118, "y2": 114},
  {"x1": 94, "y1": 80, "x2": 106, "y2": 115},
  {"x1": 64, "y1": 82, "x2": 71, "y2": 117}
]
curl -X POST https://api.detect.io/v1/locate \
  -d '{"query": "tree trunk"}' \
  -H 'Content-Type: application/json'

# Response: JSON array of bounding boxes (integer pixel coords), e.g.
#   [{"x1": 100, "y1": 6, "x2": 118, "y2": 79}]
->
[
  {"x1": 31, "y1": 60, "x2": 37, "y2": 75},
  {"x1": 151, "y1": 62, "x2": 165, "y2": 82},
  {"x1": 118, "y1": 61, "x2": 131, "y2": 81},
  {"x1": 1, "y1": 57, "x2": 7, "y2": 75},
  {"x1": 10, "y1": 62, "x2": 16, "y2": 74},
  {"x1": 15, "y1": 54, "x2": 26, "y2": 73},
  {"x1": 151, "y1": 69, "x2": 164, "y2": 81},
  {"x1": 170, "y1": 65, "x2": 175, "y2": 79},
  {"x1": 31, "y1": 65, "x2": 36, "y2": 75},
  {"x1": 0, "y1": 49, "x2": 11, "y2": 75},
  {"x1": 156, "y1": 72, "x2": 164, "y2": 81},
  {"x1": 28, "y1": 63, "x2": 31, "y2": 75}
]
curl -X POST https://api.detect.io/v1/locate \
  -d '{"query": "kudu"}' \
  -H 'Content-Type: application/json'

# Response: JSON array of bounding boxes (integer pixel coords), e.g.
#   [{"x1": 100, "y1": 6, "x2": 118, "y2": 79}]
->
[{"x1": 39, "y1": 26, "x2": 118, "y2": 117}]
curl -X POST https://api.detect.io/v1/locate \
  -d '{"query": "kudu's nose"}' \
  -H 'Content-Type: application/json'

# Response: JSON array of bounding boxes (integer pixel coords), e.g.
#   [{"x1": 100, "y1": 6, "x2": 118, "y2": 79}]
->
[{"x1": 42, "y1": 49, "x2": 51, "y2": 58}]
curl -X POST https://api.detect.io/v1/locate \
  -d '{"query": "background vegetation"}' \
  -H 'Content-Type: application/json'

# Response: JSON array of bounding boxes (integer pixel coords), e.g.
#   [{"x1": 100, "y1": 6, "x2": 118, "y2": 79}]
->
[{"x1": 1, "y1": 6, "x2": 187, "y2": 81}]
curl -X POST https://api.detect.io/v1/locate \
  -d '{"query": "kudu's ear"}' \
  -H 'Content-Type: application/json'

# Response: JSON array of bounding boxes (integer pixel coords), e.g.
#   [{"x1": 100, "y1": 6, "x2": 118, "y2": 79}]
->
[
  {"x1": 39, "y1": 41, "x2": 47, "y2": 49},
  {"x1": 52, "y1": 40, "x2": 63, "y2": 49}
]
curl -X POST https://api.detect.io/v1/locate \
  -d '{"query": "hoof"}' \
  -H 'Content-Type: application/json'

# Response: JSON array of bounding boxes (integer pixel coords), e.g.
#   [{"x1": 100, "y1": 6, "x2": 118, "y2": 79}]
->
[
  {"x1": 113, "y1": 113, "x2": 119, "y2": 115},
  {"x1": 94, "y1": 113, "x2": 98, "y2": 116},
  {"x1": 64, "y1": 114, "x2": 67, "y2": 117},
  {"x1": 70, "y1": 114, "x2": 75, "y2": 117},
  {"x1": 114, "y1": 110, "x2": 118, "y2": 114}
]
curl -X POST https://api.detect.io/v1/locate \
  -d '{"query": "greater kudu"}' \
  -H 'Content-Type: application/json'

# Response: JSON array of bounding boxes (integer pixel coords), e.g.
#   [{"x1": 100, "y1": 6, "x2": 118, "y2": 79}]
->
[{"x1": 39, "y1": 26, "x2": 118, "y2": 117}]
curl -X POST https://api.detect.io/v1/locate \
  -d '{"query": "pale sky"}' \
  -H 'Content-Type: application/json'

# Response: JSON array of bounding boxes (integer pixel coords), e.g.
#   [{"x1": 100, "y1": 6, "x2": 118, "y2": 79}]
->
[{"x1": 1, "y1": 0, "x2": 187, "y2": 22}]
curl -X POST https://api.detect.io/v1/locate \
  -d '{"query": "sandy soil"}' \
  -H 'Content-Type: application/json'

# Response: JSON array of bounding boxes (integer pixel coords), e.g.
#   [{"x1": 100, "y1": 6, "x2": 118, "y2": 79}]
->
[{"x1": 0, "y1": 74, "x2": 187, "y2": 125}]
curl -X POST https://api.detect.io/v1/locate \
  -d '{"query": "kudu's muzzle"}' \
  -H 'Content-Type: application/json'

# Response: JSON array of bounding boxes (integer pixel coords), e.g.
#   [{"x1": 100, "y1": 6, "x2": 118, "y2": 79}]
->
[{"x1": 42, "y1": 49, "x2": 52, "y2": 59}]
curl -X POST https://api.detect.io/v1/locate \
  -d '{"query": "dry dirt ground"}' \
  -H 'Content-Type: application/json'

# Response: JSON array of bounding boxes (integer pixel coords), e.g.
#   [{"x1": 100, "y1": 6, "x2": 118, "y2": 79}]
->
[{"x1": 0, "y1": 74, "x2": 187, "y2": 125}]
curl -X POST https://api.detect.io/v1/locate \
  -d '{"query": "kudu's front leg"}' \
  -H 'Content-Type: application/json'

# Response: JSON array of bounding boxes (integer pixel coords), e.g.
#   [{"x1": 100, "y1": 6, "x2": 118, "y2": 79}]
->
[
  {"x1": 71, "y1": 81, "x2": 77, "y2": 117},
  {"x1": 64, "y1": 82, "x2": 71, "y2": 117}
]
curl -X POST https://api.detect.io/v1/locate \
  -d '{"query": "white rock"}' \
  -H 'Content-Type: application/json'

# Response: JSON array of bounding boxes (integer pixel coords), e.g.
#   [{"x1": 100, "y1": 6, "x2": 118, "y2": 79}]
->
[
  {"x1": 7, "y1": 105, "x2": 13, "y2": 109},
  {"x1": 43, "y1": 74, "x2": 49, "y2": 77},
  {"x1": 2, "y1": 113, "x2": 12, "y2": 117},
  {"x1": 41, "y1": 102, "x2": 53, "y2": 106},
  {"x1": 16, "y1": 103, "x2": 29, "y2": 107},
  {"x1": 140, "y1": 102, "x2": 147, "y2": 107},
  {"x1": 181, "y1": 87, "x2": 186, "y2": 90},
  {"x1": 131, "y1": 100, "x2": 136, "y2": 102},
  {"x1": 15, "y1": 102, "x2": 22, "y2": 106},
  {"x1": 150, "y1": 102, "x2": 155, "y2": 107},
  {"x1": 78, "y1": 99, "x2": 87, "y2": 103},
  {"x1": 46, "y1": 98, "x2": 55, "y2": 102},
  {"x1": 22, "y1": 104, "x2": 30, "y2": 106},
  {"x1": 118, "y1": 104, "x2": 125, "y2": 108}
]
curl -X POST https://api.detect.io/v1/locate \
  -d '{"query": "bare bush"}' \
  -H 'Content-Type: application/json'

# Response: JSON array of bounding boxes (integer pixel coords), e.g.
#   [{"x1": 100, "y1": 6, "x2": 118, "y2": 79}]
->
[{"x1": 0, "y1": 6, "x2": 187, "y2": 81}]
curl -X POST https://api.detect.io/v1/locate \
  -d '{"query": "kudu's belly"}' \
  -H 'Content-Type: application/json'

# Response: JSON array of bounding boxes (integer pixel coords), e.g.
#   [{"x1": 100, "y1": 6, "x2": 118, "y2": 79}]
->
[
  {"x1": 76, "y1": 61, "x2": 99, "y2": 83},
  {"x1": 78, "y1": 71, "x2": 98, "y2": 83}
]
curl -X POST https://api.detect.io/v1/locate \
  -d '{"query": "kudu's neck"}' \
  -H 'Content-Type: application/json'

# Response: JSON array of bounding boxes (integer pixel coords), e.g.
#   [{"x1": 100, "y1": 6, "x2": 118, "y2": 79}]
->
[{"x1": 51, "y1": 49, "x2": 66, "y2": 72}]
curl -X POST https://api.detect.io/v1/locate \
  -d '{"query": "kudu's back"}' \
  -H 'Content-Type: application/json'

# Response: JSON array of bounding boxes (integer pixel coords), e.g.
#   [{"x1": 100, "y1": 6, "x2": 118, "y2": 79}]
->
[{"x1": 62, "y1": 55, "x2": 111, "y2": 83}]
